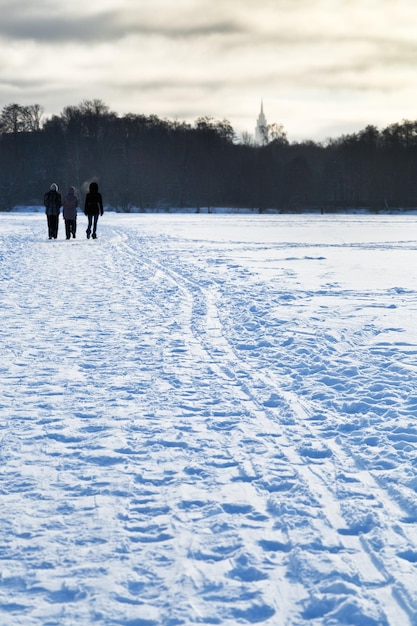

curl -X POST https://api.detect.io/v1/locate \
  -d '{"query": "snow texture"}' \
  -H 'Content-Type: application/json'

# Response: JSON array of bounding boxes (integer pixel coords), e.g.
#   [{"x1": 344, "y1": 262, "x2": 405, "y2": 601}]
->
[{"x1": 1, "y1": 212, "x2": 417, "y2": 625}]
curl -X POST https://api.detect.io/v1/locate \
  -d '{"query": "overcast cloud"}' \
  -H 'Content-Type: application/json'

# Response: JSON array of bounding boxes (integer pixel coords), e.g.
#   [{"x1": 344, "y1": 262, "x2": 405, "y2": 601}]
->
[{"x1": 0, "y1": 0, "x2": 416, "y2": 141}]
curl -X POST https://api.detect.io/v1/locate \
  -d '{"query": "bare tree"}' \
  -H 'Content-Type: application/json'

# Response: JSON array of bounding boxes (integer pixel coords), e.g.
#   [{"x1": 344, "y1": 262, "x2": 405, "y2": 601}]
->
[
  {"x1": 268, "y1": 122, "x2": 288, "y2": 145},
  {"x1": 22, "y1": 104, "x2": 44, "y2": 131},
  {"x1": 0, "y1": 104, "x2": 24, "y2": 134},
  {"x1": 0, "y1": 103, "x2": 44, "y2": 134}
]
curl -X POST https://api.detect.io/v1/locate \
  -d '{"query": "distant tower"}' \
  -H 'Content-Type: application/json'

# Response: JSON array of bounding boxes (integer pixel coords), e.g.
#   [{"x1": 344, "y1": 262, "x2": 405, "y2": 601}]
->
[{"x1": 255, "y1": 101, "x2": 267, "y2": 145}]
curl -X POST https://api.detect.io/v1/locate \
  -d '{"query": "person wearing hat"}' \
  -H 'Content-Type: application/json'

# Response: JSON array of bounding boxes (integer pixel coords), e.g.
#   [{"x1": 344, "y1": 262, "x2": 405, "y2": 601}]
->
[
  {"x1": 62, "y1": 186, "x2": 79, "y2": 239},
  {"x1": 43, "y1": 183, "x2": 62, "y2": 239}
]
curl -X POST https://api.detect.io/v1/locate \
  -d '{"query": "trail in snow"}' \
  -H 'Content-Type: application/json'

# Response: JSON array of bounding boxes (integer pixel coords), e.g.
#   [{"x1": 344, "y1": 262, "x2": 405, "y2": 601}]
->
[{"x1": 1, "y1": 212, "x2": 417, "y2": 625}]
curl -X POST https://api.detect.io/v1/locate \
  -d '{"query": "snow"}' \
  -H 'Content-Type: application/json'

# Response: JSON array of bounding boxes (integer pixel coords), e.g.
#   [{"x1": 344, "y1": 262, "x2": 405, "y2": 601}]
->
[{"x1": 1, "y1": 211, "x2": 417, "y2": 625}]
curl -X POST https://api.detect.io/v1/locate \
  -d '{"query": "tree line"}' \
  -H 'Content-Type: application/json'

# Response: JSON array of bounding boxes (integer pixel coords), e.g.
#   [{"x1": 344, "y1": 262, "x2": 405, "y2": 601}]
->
[{"x1": 0, "y1": 99, "x2": 416, "y2": 212}]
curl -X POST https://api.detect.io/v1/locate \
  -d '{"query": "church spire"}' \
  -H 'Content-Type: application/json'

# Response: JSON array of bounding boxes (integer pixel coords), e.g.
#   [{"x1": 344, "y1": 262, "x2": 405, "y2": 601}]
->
[{"x1": 255, "y1": 100, "x2": 267, "y2": 145}]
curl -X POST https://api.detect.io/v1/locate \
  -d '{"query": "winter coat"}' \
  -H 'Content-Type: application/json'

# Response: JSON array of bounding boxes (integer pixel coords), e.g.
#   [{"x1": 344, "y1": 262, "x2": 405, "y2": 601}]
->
[
  {"x1": 62, "y1": 187, "x2": 79, "y2": 221},
  {"x1": 44, "y1": 188, "x2": 62, "y2": 216},
  {"x1": 84, "y1": 182, "x2": 103, "y2": 216}
]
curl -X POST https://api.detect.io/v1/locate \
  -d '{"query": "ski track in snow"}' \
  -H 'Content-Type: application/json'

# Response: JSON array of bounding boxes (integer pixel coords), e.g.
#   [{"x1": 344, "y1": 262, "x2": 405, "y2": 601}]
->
[{"x1": 1, "y1": 213, "x2": 417, "y2": 625}]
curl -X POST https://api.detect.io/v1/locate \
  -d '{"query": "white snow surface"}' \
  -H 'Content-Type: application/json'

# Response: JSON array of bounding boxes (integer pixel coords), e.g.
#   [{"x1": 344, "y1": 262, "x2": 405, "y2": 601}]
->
[{"x1": 1, "y1": 212, "x2": 417, "y2": 626}]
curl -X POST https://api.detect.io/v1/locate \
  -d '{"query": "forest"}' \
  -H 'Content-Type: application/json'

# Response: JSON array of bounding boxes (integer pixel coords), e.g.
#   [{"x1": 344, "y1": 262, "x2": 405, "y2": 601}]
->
[{"x1": 0, "y1": 99, "x2": 417, "y2": 212}]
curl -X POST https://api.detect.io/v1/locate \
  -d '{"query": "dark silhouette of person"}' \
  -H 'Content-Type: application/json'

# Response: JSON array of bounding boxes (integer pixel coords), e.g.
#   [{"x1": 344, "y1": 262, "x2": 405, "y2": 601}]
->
[
  {"x1": 44, "y1": 183, "x2": 62, "y2": 239},
  {"x1": 84, "y1": 182, "x2": 103, "y2": 239}
]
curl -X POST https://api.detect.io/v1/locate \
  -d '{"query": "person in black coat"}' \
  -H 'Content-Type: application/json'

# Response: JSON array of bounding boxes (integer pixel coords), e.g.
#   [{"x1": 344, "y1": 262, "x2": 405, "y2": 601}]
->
[
  {"x1": 84, "y1": 181, "x2": 103, "y2": 239},
  {"x1": 44, "y1": 183, "x2": 62, "y2": 239}
]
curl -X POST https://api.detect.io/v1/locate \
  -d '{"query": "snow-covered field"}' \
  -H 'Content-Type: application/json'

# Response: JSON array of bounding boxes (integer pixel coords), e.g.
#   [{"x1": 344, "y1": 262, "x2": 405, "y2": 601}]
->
[{"x1": 1, "y1": 211, "x2": 417, "y2": 626}]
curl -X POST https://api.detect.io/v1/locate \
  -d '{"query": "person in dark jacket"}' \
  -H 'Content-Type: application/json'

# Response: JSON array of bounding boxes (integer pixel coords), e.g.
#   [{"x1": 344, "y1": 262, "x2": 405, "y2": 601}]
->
[
  {"x1": 44, "y1": 183, "x2": 62, "y2": 239},
  {"x1": 84, "y1": 181, "x2": 103, "y2": 239},
  {"x1": 62, "y1": 186, "x2": 79, "y2": 239}
]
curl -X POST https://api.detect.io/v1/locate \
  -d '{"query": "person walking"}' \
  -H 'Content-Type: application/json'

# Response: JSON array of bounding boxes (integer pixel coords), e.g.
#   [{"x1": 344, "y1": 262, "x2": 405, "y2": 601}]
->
[
  {"x1": 62, "y1": 186, "x2": 79, "y2": 239},
  {"x1": 44, "y1": 183, "x2": 62, "y2": 239},
  {"x1": 84, "y1": 181, "x2": 103, "y2": 239}
]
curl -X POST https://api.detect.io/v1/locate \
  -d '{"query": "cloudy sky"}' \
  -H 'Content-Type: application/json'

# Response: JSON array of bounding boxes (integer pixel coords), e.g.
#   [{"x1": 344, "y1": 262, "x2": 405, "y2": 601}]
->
[{"x1": 1, "y1": 0, "x2": 416, "y2": 142}]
